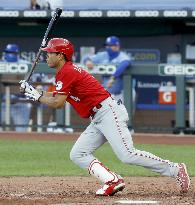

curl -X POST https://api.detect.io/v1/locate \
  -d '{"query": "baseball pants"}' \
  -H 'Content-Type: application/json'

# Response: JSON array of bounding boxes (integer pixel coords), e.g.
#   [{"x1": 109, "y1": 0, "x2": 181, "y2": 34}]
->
[{"x1": 70, "y1": 97, "x2": 179, "y2": 178}]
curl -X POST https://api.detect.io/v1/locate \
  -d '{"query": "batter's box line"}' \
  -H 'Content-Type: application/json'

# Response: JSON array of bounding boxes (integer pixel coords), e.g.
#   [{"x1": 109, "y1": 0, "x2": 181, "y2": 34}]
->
[{"x1": 114, "y1": 200, "x2": 160, "y2": 204}]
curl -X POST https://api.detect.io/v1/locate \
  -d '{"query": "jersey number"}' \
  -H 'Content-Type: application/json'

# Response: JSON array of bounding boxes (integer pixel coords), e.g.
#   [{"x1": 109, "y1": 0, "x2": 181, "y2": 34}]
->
[{"x1": 73, "y1": 64, "x2": 82, "y2": 73}]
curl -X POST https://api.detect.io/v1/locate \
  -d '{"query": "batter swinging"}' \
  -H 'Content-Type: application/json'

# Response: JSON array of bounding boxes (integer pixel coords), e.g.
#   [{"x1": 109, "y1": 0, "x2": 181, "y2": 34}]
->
[{"x1": 20, "y1": 38, "x2": 190, "y2": 196}]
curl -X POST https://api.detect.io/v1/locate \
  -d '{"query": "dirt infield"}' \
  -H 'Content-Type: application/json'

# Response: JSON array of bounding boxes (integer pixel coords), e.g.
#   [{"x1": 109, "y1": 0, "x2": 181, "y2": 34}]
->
[
  {"x1": 0, "y1": 132, "x2": 194, "y2": 205},
  {"x1": 0, "y1": 176, "x2": 194, "y2": 205}
]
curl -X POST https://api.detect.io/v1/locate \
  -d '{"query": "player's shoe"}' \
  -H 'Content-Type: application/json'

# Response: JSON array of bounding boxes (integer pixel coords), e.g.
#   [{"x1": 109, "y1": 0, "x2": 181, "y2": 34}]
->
[
  {"x1": 176, "y1": 163, "x2": 190, "y2": 193},
  {"x1": 96, "y1": 178, "x2": 125, "y2": 196}
]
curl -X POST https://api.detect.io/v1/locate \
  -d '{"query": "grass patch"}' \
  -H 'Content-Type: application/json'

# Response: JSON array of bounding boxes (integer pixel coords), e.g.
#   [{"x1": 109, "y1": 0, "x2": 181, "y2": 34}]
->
[{"x1": 0, "y1": 139, "x2": 194, "y2": 177}]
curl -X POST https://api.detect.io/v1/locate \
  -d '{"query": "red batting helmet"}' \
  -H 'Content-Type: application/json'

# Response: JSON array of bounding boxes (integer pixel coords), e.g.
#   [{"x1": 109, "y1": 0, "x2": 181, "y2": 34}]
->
[{"x1": 41, "y1": 38, "x2": 74, "y2": 61}]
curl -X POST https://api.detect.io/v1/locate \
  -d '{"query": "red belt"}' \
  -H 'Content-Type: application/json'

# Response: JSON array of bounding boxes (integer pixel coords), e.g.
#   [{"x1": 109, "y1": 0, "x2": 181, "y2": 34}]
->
[{"x1": 89, "y1": 103, "x2": 102, "y2": 118}]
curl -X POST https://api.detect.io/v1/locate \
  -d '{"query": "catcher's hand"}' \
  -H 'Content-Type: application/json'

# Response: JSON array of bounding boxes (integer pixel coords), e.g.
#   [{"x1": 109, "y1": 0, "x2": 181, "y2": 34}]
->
[{"x1": 19, "y1": 80, "x2": 43, "y2": 102}]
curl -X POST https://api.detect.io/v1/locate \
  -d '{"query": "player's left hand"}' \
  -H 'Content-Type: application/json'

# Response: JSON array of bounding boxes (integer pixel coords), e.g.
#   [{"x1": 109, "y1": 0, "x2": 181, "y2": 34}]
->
[
  {"x1": 24, "y1": 91, "x2": 42, "y2": 102},
  {"x1": 107, "y1": 77, "x2": 115, "y2": 88}
]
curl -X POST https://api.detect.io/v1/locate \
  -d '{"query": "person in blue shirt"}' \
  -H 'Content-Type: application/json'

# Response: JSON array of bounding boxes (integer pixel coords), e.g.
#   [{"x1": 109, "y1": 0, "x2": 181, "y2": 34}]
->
[
  {"x1": 1, "y1": 43, "x2": 32, "y2": 132},
  {"x1": 84, "y1": 36, "x2": 136, "y2": 113}
]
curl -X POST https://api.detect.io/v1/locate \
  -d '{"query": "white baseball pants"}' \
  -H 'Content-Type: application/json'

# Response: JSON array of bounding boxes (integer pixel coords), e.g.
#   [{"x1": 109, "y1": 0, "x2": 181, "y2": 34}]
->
[{"x1": 70, "y1": 97, "x2": 179, "y2": 178}]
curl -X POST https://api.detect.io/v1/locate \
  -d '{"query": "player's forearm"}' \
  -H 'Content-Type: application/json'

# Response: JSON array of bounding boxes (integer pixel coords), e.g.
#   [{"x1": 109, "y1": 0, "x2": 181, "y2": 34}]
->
[
  {"x1": 113, "y1": 60, "x2": 131, "y2": 78},
  {"x1": 39, "y1": 96, "x2": 65, "y2": 108},
  {"x1": 42, "y1": 91, "x2": 53, "y2": 97}
]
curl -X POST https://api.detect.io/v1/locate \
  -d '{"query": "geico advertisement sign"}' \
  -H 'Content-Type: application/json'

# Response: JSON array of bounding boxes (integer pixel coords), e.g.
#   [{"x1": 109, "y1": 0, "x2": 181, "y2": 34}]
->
[
  {"x1": 0, "y1": 63, "x2": 29, "y2": 74},
  {"x1": 159, "y1": 64, "x2": 195, "y2": 76},
  {"x1": 93, "y1": 64, "x2": 116, "y2": 74},
  {"x1": 78, "y1": 64, "x2": 116, "y2": 74}
]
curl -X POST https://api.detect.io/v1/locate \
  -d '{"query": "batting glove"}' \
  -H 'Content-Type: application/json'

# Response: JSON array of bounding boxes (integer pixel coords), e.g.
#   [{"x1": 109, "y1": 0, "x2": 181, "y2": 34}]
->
[
  {"x1": 24, "y1": 91, "x2": 42, "y2": 102},
  {"x1": 19, "y1": 80, "x2": 43, "y2": 102},
  {"x1": 19, "y1": 80, "x2": 33, "y2": 93}
]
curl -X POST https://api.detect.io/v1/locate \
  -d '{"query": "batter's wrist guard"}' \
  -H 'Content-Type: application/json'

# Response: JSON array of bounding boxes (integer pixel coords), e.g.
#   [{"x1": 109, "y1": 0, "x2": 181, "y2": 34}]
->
[{"x1": 38, "y1": 91, "x2": 44, "y2": 102}]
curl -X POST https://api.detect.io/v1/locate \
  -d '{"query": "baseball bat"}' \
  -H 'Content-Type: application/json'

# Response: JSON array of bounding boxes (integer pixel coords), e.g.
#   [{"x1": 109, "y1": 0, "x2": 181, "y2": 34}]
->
[{"x1": 24, "y1": 8, "x2": 62, "y2": 82}]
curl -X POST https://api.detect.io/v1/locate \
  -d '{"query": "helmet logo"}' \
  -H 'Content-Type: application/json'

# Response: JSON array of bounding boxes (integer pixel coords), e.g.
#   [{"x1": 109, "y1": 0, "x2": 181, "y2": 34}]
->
[
  {"x1": 56, "y1": 81, "x2": 63, "y2": 90},
  {"x1": 107, "y1": 37, "x2": 111, "y2": 43}
]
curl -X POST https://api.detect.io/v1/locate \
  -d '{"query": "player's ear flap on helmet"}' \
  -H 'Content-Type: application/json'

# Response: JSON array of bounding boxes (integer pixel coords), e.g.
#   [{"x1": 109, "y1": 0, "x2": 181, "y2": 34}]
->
[{"x1": 57, "y1": 52, "x2": 68, "y2": 61}]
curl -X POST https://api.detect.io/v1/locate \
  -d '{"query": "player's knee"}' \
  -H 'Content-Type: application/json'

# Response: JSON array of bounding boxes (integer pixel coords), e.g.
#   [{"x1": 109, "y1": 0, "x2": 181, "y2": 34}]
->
[
  {"x1": 70, "y1": 148, "x2": 91, "y2": 170},
  {"x1": 69, "y1": 148, "x2": 80, "y2": 165}
]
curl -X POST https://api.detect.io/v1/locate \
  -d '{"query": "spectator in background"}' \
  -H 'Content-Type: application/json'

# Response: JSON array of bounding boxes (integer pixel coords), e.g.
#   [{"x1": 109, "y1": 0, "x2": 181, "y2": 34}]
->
[
  {"x1": 30, "y1": 0, "x2": 64, "y2": 11},
  {"x1": 1, "y1": 44, "x2": 32, "y2": 132},
  {"x1": 2, "y1": 44, "x2": 29, "y2": 63},
  {"x1": 30, "y1": 0, "x2": 50, "y2": 10},
  {"x1": 84, "y1": 36, "x2": 136, "y2": 114},
  {"x1": 47, "y1": 0, "x2": 63, "y2": 10}
]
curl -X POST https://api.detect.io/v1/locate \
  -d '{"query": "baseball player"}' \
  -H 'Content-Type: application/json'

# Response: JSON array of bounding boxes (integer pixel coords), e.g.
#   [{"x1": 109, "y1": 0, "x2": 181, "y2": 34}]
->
[
  {"x1": 20, "y1": 38, "x2": 190, "y2": 196},
  {"x1": 84, "y1": 36, "x2": 136, "y2": 109}
]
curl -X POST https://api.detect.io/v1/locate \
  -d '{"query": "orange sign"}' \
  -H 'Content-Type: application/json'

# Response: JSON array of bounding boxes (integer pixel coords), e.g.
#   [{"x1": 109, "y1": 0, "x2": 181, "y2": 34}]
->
[{"x1": 158, "y1": 85, "x2": 176, "y2": 104}]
